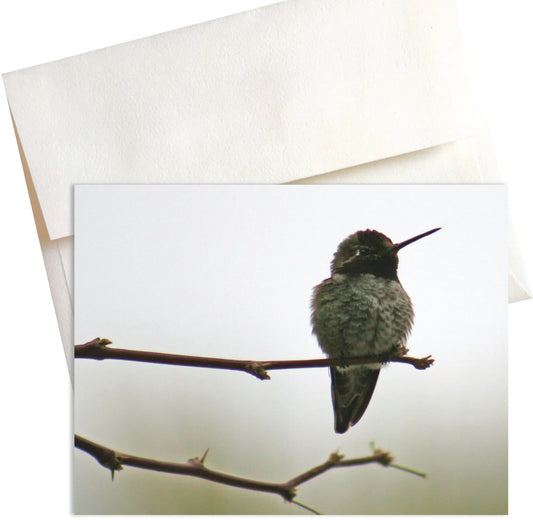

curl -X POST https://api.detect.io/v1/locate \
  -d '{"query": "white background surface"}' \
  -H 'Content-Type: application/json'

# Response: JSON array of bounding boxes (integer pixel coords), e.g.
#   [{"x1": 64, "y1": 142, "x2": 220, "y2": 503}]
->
[{"x1": 0, "y1": 0, "x2": 531, "y2": 524}]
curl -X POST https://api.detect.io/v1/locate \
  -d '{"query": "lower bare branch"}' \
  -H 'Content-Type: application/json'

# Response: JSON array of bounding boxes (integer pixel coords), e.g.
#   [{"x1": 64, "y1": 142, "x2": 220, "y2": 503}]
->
[
  {"x1": 75, "y1": 338, "x2": 434, "y2": 380},
  {"x1": 74, "y1": 434, "x2": 412, "y2": 507}
]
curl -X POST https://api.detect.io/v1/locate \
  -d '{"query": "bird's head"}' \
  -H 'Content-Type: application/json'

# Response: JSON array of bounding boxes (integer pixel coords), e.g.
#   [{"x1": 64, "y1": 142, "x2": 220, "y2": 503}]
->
[{"x1": 331, "y1": 228, "x2": 441, "y2": 280}]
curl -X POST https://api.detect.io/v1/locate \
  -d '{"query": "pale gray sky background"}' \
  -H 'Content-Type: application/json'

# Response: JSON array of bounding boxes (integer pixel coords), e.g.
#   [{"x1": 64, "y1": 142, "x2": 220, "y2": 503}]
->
[{"x1": 74, "y1": 184, "x2": 507, "y2": 514}]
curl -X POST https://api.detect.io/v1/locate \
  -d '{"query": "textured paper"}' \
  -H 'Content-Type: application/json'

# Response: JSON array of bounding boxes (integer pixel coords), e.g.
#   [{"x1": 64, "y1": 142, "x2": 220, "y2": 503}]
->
[{"x1": 4, "y1": 0, "x2": 475, "y2": 240}]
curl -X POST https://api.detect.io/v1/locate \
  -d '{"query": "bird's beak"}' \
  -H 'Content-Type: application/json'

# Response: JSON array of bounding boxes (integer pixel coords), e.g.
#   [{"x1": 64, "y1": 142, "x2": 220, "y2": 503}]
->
[{"x1": 393, "y1": 227, "x2": 441, "y2": 252}]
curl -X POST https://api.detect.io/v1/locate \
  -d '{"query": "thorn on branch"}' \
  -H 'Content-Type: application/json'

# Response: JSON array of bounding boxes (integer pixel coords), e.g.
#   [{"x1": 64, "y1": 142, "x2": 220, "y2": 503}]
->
[
  {"x1": 189, "y1": 448, "x2": 210, "y2": 466},
  {"x1": 199, "y1": 448, "x2": 209, "y2": 464}
]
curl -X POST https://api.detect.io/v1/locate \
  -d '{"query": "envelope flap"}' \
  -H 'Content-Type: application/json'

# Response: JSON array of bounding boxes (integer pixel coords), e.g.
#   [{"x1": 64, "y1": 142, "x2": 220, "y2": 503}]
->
[{"x1": 3, "y1": 0, "x2": 476, "y2": 240}]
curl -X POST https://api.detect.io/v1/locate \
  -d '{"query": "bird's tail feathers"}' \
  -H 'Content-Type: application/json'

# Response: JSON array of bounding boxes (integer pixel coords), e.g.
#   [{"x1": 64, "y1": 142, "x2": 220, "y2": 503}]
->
[{"x1": 330, "y1": 365, "x2": 380, "y2": 433}]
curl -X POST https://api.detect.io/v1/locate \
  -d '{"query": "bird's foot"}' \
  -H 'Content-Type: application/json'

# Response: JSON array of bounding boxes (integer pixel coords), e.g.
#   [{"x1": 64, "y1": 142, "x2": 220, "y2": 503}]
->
[{"x1": 392, "y1": 345, "x2": 409, "y2": 358}]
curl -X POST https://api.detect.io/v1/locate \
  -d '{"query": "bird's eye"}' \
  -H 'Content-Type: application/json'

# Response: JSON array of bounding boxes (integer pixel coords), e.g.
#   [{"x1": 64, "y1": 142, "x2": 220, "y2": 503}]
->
[{"x1": 356, "y1": 247, "x2": 369, "y2": 257}]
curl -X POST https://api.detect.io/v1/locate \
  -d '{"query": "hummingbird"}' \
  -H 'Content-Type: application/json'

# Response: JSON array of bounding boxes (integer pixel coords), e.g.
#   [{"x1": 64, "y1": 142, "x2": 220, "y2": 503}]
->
[{"x1": 311, "y1": 227, "x2": 440, "y2": 433}]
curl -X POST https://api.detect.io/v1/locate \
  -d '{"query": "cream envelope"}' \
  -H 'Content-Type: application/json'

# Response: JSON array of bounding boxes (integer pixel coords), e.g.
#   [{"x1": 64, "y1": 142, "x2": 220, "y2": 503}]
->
[{"x1": 3, "y1": 0, "x2": 530, "y2": 378}]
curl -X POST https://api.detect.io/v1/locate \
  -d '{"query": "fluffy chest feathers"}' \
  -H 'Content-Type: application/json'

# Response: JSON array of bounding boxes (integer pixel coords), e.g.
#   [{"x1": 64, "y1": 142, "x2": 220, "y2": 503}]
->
[{"x1": 311, "y1": 273, "x2": 414, "y2": 358}]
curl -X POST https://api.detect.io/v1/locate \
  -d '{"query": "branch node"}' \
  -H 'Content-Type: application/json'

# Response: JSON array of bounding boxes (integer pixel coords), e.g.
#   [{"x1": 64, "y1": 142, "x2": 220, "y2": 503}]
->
[
  {"x1": 282, "y1": 486, "x2": 298, "y2": 502},
  {"x1": 328, "y1": 450, "x2": 345, "y2": 464},
  {"x1": 90, "y1": 337, "x2": 112, "y2": 348},
  {"x1": 76, "y1": 337, "x2": 114, "y2": 360},
  {"x1": 101, "y1": 453, "x2": 123, "y2": 474},
  {"x1": 244, "y1": 362, "x2": 271, "y2": 380},
  {"x1": 96, "y1": 451, "x2": 123, "y2": 477},
  {"x1": 370, "y1": 442, "x2": 394, "y2": 467},
  {"x1": 74, "y1": 434, "x2": 123, "y2": 480}
]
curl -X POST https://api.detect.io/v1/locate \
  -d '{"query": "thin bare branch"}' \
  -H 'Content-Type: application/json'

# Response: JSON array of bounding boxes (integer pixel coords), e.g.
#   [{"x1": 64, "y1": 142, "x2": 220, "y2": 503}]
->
[
  {"x1": 74, "y1": 434, "x2": 416, "y2": 509},
  {"x1": 291, "y1": 500, "x2": 323, "y2": 515},
  {"x1": 75, "y1": 338, "x2": 434, "y2": 380}
]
